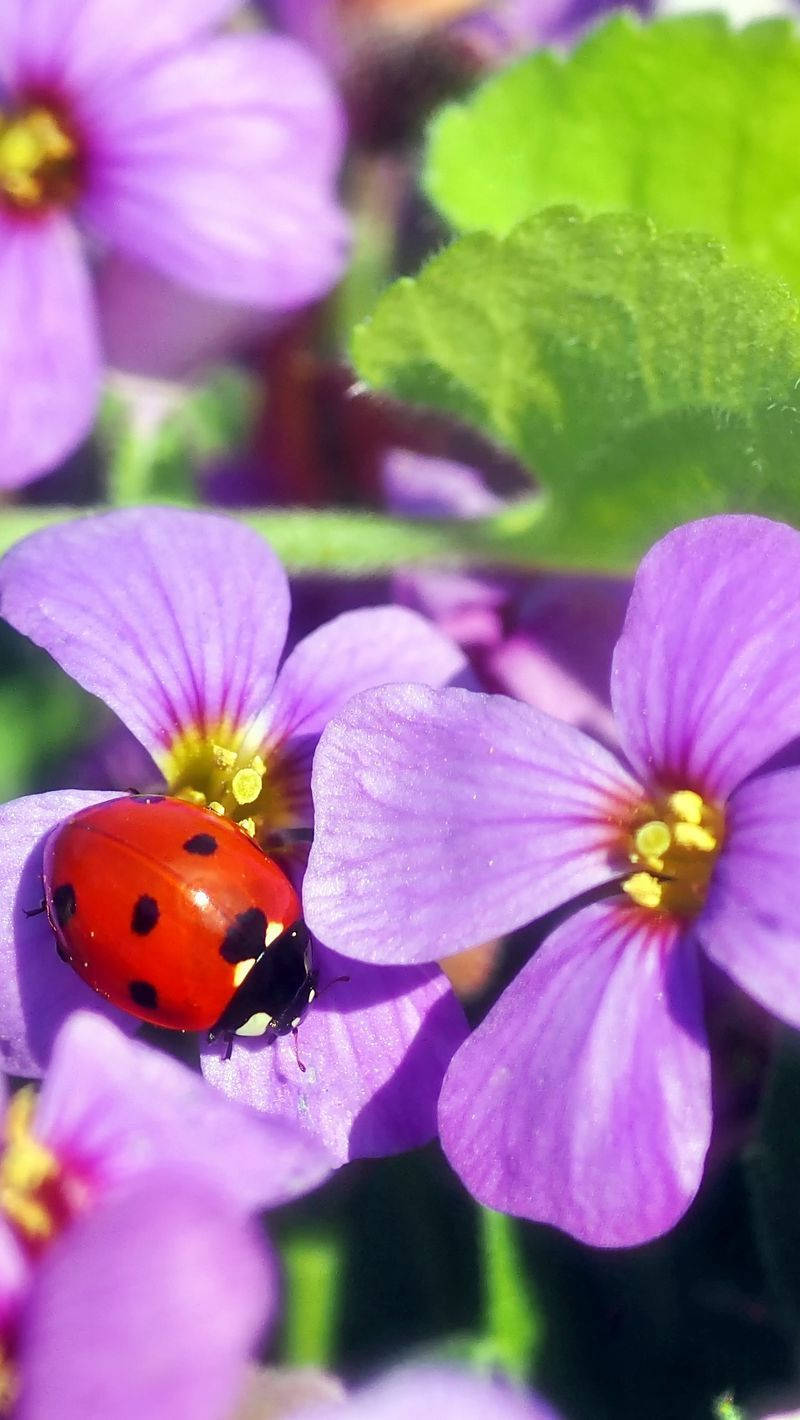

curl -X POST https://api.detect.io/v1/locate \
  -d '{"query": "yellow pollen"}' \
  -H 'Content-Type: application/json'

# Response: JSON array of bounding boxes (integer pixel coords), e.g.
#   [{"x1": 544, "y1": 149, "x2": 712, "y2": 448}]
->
[
  {"x1": 0, "y1": 1088, "x2": 59, "y2": 1242},
  {"x1": 0, "y1": 106, "x2": 78, "y2": 211},
  {"x1": 667, "y1": 789, "x2": 704, "y2": 825},
  {"x1": 231, "y1": 767, "x2": 264, "y2": 806},
  {"x1": 622, "y1": 872, "x2": 664, "y2": 910},
  {"x1": 633, "y1": 820, "x2": 672, "y2": 860},
  {"x1": 212, "y1": 743, "x2": 238, "y2": 770},
  {"x1": 620, "y1": 786, "x2": 725, "y2": 919},
  {"x1": 164, "y1": 721, "x2": 290, "y2": 846}
]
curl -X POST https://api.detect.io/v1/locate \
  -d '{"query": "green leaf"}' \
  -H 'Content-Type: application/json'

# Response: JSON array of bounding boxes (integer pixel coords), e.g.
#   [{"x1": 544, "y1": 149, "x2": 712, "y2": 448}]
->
[
  {"x1": 353, "y1": 207, "x2": 800, "y2": 570},
  {"x1": 426, "y1": 13, "x2": 800, "y2": 297}
]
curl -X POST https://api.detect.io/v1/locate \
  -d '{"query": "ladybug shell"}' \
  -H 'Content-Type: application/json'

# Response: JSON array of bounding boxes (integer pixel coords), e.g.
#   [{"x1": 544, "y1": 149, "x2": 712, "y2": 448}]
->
[{"x1": 43, "y1": 796, "x2": 301, "y2": 1031}]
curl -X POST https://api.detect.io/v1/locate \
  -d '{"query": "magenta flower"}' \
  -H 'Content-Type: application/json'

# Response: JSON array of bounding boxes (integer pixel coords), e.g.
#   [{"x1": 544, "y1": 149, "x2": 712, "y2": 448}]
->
[
  {"x1": 0, "y1": 1009, "x2": 333, "y2": 1420},
  {"x1": 292, "y1": 1366, "x2": 562, "y2": 1420},
  {"x1": 304, "y1": 516, "x2": 800, "y2": 1245},
  {"x1": 0, "y1": 1174, "x2": 270, "y2": 1420},
  {"x1": 0, "y1": 0, "x2": 348, "y2": 489},
  {"x1": 0, "y1": 508, "x2": 468, "y2": 1164}
]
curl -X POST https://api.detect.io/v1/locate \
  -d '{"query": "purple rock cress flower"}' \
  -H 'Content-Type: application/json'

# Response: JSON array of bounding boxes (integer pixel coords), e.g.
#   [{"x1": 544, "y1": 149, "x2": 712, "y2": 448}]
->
[
  {"x1": 0, "y1": 1172, "x2": 270, "y2": 1420},
  {"x1": 304, "y1": 516, "x2": 800, "y2": 1246},
  {"x1": 0, "y1": 1010, "x2": 328, "y2": 1420},
  {"x1": 0, "y1": 0, "x2": 348, "y2": 489},
  {"x1": 0, "y1": 508, "x2": 468, "y2": 1164},
  {"x1": 291, "y1": 1365, "x2": 562, "y2": 1420}
]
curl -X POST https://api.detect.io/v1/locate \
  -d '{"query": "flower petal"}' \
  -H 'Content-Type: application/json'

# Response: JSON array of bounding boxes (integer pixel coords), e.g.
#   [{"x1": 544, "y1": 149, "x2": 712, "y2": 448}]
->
[
  {"x1": 266, "y1": 606, "x2": 466, "y2": 744},
  {"x1": 697, "y1": 768, "x2": 800, "y2": 1029},
  {"x1": 0, "y1": 0, "x2": 240, "y2": 89},
  {"x1": 202, "y1": 947, "x2": 468, "y2": 1164},
  {"x1": 0, "y1": 509, "x2": 290, "y2": 766},
  {"x1": 611, "y1": 516, "x2": 800, "y2": 799},
  {"x1": 0, "y1": 790, "x2": 131, "y2": 1077},
  {"x1": 37, "y1": 1013, "x2": 332, "y2": 1210},
  {"x1": 293, "y1": 1366, "x2": 560, "y2": 1420},
  {"x1": 16, "y1": 1169, "x2": 274, "y2": 1420},
  {"x1": 438, "y1": 901, "x2": 710, "y2": 1247},
  {"x1": 0, "y1": 213, "x2": 100, "y2": 490},
  {"x1": 83, "y1": 35, "x2": 349, "y2": 309},
  {"x1": 304, "y1": 685, "x2": 638, "y2": 966}
]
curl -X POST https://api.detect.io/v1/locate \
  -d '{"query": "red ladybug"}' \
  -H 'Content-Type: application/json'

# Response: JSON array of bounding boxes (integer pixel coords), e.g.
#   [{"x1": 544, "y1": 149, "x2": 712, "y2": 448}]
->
[{"x1": 40, "y1": 795, "x2": 317, "y2": 1048}]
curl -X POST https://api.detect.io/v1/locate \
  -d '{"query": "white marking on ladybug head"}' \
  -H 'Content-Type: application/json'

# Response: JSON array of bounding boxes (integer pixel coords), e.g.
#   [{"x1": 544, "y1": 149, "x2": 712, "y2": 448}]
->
[
  {"x1": 232, "y1": 957, "x2": 256, "y2": 988},
  {"x1": 264, "y1": 920, "x2": 283, "y2": 948},
  {"x1": 290, "y1": 1016, "x2": 302, "y2": 1028},
  {"x1": 306, "y1": 988, "x2": 316, "y2": 1003},
  {"x1": 235, "y1": 1012, "x2": 273, "y2": 1037}
]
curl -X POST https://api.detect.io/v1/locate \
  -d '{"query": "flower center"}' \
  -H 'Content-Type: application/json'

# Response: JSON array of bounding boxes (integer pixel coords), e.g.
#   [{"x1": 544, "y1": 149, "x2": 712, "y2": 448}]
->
[
  {"x1": 620, "y1": 788, "x2": 725, "y2": 918},
  {"x1": 0, "y1": 1088, "x2": 89, "y2": 1256},
  {"x1": 165, "y1": 725, "x2": 287, "y2": 845},
  {"x1": 0, "y1": 104, "x2": 80, "y2": 213}
]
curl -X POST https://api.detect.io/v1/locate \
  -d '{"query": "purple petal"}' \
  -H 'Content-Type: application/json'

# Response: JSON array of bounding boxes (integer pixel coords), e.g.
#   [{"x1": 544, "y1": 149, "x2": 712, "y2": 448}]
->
[
  {"x1": 294, "y1": 1366, "x2": 561, "y2": 1420},
  {"x1": 381, "y1": 449, "x2": 505, "y2": 520},
  {"x1": 697, "y1": 768, "x2": 800, "y2": 1029},
  {"x1": 83, "y1": 35, "x2": 349, "y2": 310},
  {"x1": 304, "y1": 685, "x2": 638, "y2": 966},
  {"x1": 439, "y1": 902, "x2": 711, "y2": 1247},
  {"x1": 202, "y1": 946, "x2": 468, "y2": 1164},
  {"x1": 0, "y1": 790, "x2": 132, "y2": 1077},
  {"x1": 0, "y1": 509, "x2": 290, "y2": 766},
  {"x1": 266, "y1": 606, "x2": 466, "y2": 743},
  {"x1": 611, "y1": 516, "x2": 800, "y2": 799},
  {"x1": 0, "y1": 0, "x2": 240, "y2": 89},
  {"x1": 0, "y1": 213, "x2": 100, "y2": 490},
  {"x1": 16, "y1": 1169, "x2": 274, "y2": 1420},
  {"x1": 36, "y1": 1013, "x2": 332, "y2": 1210}
]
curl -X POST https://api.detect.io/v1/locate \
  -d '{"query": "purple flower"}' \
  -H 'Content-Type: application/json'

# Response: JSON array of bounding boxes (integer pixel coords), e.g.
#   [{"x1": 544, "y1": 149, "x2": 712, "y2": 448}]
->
[
  {"x1": 0, "y1": 0, "x2": 348, "y2": 488},
  {"x1": 304, "y1": 516, "x2": 800, "y2": 1245},
  {"x1": 291, "y1": 1365, "x2": 561, "y2": 1420},
  {"x1": 0, "y1": 1171, "x2": 270, "y2": 1420},
  {"x1": 0, "y1": 1008, "x2": 333, "y2": 1420},
  {"x1": 0, "y1": 508, "x2": 468, "y2": 1164}
]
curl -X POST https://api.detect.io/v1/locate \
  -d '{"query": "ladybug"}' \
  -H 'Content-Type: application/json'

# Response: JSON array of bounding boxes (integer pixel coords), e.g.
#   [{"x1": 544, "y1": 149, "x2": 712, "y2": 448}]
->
[{"x1": 40, "y1": 795, "x2": 318, "y2": 1050}]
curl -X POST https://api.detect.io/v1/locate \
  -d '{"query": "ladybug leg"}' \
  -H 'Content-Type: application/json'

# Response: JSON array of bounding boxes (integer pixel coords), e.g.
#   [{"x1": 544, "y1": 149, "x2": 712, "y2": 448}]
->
[
  {"x1": 223, "y1": 1033, "x2": 234, "y2": 1064},
  {"x1": 23, "y1": 899, "x2": 47, "y2": 919},
  {"x1": 291, "y1": 1027, "x2": 307, "y2": 1075}
]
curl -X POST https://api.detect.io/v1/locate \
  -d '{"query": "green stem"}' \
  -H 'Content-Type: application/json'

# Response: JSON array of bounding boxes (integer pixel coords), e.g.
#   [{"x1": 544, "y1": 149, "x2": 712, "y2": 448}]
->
[
  {"x1": 479, "y1": 1207, "x2": 542, "y2": 1382},
  {"x1": 280, "y1": 1228, "x2": 341, "y2": 1369}
]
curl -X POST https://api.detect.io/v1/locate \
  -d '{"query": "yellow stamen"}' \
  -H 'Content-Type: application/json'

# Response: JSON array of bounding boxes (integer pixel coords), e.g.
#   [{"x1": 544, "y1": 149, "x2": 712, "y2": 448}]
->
[
  {"x1": 620, "y1": 787, "x2": 724, "y2": 919},
  {"x1": 231, "y1": 766, "x2": 264, "y2": 806},
  {"x1": 212, "y1": 743, "x2": 238, "y2": 770},
  {"x1": 207, "y1": 801, "x2": 225, "y2": 816},
  {"x1": 0, "y1": 1088, "x2": 59, "y2": 1242},
  {"x1": 0, "y1": 107, "x2": 79, "y2": 211},
  {"x1": 622, "y1": 872, "x2": 664, "y2": 910},
  {"x1": 239, "y1": 818, "x2": 256, "y2": 838}
]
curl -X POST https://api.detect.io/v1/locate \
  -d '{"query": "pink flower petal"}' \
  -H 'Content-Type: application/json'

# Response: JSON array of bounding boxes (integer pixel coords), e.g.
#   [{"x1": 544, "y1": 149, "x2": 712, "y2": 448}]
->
[
  {"x1": 0, "y1": 213, "x2": 100, "y2": 490},
  {"x1": 37, "y1": 1013, "x2": 332, "y2": 1210},
  {"x1": 304, "y1": 685, "x2": 638, "y2": 966},
  {"x1": 698, "y1": 768, "x2": 800, "y2": 1030},
  {"x1": 295, "y1": 1366, "x2": 561, "y2": 1420},
  {"x1": 202, "y1": 948, "x2": 468, "y2": 1164},
  {"x1": 439, "y1": 901, "x2": 711, "y2": 1246},
  {"x1": 0, "y1": 790, "x2": 131, "y2": 1077},
  {"x1": 0, "y1": 508, "x2": 290, "y2": 767},
  {"x1": 16, "y1": 1169, "x2": 274, "y2": 1420},
  {"x1": 611, "y1": 516, "x2": 800, "y2": 798},
  {"x1": 83, "y1": 35, "x2": 349, "y2": 309},
  {"x1": 0, "y1": 0, "x2": 240, "y2": 90}
]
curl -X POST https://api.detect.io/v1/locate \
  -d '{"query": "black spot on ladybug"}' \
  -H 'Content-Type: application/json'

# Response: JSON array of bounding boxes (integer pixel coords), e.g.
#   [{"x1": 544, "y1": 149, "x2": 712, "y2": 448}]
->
[
  {"x1": 183, "y1": 833, "x2": 218, "y2": 856},
  {"x1": 219, "y1": 907, "x2": 268, "y2": 964},
  {"x1": 129, "y1": 979, "x2": 159, "y2": 1010},
  {"x1": 131, "y1": 895, "x2": 159, "y2": 936},
  {"x1": 52, "y1": 883, "x2": 77, "y2": 928}
]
